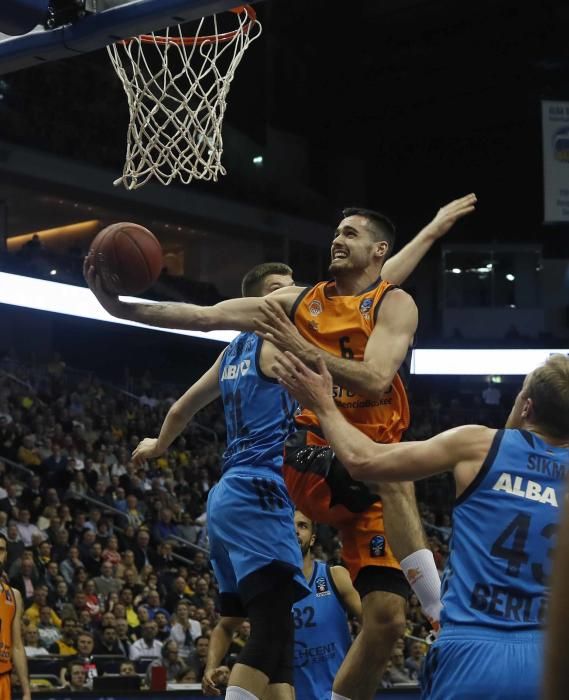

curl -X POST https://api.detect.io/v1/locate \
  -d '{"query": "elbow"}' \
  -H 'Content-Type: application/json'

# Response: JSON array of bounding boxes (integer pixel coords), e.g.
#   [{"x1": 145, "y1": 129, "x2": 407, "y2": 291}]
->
[{"x1": 343, "y1": 452, "x2": 374, "y2": 482}]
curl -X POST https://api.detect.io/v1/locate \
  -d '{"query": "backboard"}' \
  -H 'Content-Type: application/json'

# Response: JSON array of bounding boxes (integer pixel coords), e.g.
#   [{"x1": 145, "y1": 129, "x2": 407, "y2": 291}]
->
[{"x1": 0, "y1": 0, "x2": 243, "y2": 75}]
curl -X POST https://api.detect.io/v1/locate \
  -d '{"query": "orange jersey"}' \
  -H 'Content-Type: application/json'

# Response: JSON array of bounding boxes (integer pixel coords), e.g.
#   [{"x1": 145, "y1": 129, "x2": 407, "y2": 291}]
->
[
  {"x1": 292, "y1": 277, "x2": 410, "y2": 443},
  {"x1": 0, "y1": 583, "x2": 16, "y2": 675}
]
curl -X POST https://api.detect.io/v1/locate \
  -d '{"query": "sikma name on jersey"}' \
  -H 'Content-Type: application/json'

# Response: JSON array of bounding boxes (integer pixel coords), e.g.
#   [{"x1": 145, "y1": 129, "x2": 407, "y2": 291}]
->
[{"x1": 492, "y1": 472, "x2": 558, "y2": 507}]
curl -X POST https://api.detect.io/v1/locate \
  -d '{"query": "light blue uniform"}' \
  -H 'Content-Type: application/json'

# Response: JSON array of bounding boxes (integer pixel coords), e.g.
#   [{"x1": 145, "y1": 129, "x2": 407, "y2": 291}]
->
[
  {"x1": 422, "y1": 428, "x2": 568, "y2": 699},
  {"x1": 207, "y1": 332, "x2": 309, "y2": 607},
  {"x1": 293, "y1": 561, "x2": 352, "y2": 700}
]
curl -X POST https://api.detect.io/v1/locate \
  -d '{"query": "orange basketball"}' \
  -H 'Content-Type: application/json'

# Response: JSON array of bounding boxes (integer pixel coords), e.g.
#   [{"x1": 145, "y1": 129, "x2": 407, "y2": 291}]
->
[{"x1": 89, "y1": 222, "x2": 163, "y2": 295}]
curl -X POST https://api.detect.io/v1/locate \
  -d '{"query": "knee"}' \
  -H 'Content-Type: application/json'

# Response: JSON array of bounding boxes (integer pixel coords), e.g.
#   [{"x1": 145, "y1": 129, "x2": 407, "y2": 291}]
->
[{"x1": 363, "y1": 605, "x2": 407, "y2": 646}]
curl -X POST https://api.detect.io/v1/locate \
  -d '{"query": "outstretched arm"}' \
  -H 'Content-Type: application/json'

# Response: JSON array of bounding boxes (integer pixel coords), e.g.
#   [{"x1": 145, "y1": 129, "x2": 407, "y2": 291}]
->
[
  {"x1": 203, "y1": 617, "x2": 243, "y2": 696},
  {"x1": 257, "y1": 288, "x2": 417, "y2": 398},
  {"x1": 382, "y1": 193, "x2": 477, "y2": 285},
  {"x1": 272, "y1": 352, "x2": 493, "y2": 484},
  {"x1": 132, "y1": 353, "x2": 224, "y2": 464},
  {"x1": 84, "y1": 260, "x2": 302, "y2": 332}
]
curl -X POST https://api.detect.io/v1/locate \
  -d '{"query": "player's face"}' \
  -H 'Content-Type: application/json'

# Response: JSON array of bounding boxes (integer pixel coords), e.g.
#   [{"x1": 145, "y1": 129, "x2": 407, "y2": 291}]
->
[
  {"x1": 330, "y1": 215, "x2": 387, "y2": 276},
  {"x1": 294, "y1": 511, "x2": 315, "y2": 557},
  {"x1": 505, "y1": 374, "x2": 531, "y2": 429},
  {"x1": 260, "y1": 274, "x2": 294, "y2": 296}
]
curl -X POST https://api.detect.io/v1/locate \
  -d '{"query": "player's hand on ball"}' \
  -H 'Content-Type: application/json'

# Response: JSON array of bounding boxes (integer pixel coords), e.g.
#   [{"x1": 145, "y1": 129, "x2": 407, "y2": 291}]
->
[
  {"x1": 83, "y1": 256, "x2": 121, "y2": 313},
  {"x1": 273, "y1": 352, "x2": 334, "y2": 411},
  {"x1": 132, "y1": 437, "x2": 161, "y2": 465},
  {"x1": 428, "y1": 192, "x2": 477, "y2": 239}
]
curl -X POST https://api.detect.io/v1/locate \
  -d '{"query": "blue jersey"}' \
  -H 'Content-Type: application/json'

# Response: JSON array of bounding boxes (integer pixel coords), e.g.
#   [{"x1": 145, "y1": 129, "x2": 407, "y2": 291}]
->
[
  {"x1": 219, "y1": 332, "x2": 297, "y2": 474},
  {"x1": 441, "y1": 428, "x2": 569, "y2": 630},
  {"x1": 293, "y1": 561, "x2": 352, "y2": 700}
]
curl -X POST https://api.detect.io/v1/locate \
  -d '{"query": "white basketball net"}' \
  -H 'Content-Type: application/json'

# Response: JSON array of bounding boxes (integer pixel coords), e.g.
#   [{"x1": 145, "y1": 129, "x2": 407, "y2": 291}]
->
[{"x1": 107, "y1": 6, "x2": 262, "y2": 190}]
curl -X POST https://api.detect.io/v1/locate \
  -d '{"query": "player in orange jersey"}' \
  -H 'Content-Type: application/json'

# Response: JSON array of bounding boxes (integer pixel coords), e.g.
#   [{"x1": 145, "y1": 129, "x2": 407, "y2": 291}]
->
[
  {"x1": 87, "y1": 194, "x2": 476, "y2": 700},
  {"x1": 0, "y1": 535, "x2": 31, "y2": 700}
]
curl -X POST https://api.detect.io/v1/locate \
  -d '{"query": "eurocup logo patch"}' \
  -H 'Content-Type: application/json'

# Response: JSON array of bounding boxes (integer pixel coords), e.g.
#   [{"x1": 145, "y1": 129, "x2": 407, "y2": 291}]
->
[
  {"x1": 553, "y1": 127, "x2": 569, "y2": 162},
  {"x1": 369, "y1": 535, "x2": 385, "y2": 557},
  {"x1": 309, "y1": 300, "x2": 323, "y2": 316},
  {"x1": 359, "y1": 297, "x2": 373, "y2": 316},
  {"x1": 315, "y1": 576, "x2": 330, "y2": 597}
]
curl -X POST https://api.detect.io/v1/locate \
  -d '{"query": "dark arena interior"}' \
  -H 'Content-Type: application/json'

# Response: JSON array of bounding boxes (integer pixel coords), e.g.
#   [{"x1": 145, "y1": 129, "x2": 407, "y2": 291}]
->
[{"x1": 0, "y1": 1, "x2": 568, "y2": 699}]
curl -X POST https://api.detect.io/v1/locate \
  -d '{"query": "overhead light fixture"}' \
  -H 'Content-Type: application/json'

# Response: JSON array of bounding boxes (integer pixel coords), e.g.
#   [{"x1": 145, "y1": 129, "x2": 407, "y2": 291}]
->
[
  {"x1": 252, "y1": 155, "x2": 263, "y2": 166},
  {"x1": 506, "y1": 273, "x2": 515, "y2": 281},
  {"x1": 451, "y1": 268, "x2": 462, "y2": 274},
  {"x1": 49, "y1": 269, "x2": 57, "y2": 276}
]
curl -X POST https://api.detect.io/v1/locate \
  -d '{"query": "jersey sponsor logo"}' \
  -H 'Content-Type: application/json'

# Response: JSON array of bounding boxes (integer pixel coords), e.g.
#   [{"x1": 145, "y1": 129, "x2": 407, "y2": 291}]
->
[
  {"x1": 221, "y1": 359, "x2": 251, "y2": 381},
  {"x1": 369, "y1": 535, "x2": 385, "y2": 557},
  {"x1": 359, "y1": 297, "x2": 373, "y2": 318},
  {"x1": 315, "y1": 576, "x2": 331, "y2": 597},
  {"x1": 309, "y1": 300, "x2": 323, "y2": 316},
  {"x1": 492, "y1": 472, "x2": 559, "y2": 508},
  {"x1": 293, "y1": 640, "x2": 338, "y2": 668}
]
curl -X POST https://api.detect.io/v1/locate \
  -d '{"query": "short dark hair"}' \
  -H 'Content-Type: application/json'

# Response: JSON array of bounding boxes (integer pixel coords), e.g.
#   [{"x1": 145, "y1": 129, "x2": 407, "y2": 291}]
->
[
  {"x1": 241, "y1": 262, "x2": 293, "y2": 298},
  {"x1": 342, "y1": 207, "x2": 396, "y2": 253},
  {"x1": 525, "y1": 354, "x2": 569, "y2": 439}
]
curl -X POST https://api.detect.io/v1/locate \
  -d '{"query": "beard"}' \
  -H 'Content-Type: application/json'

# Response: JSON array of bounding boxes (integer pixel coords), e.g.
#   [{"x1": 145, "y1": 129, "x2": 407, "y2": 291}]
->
[{"x1": 299, "y1": 541, "x2": 311, "y2": 558}]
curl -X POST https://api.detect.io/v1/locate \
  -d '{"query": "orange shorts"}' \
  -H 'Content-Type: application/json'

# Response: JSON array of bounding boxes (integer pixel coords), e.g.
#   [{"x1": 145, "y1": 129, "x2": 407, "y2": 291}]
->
[
  {"x1": 283, "y1": 429, "x2": 401, "y2": 580},
  {"x1": 0, "y1": 672, "x2": 11, "y2": 700}
]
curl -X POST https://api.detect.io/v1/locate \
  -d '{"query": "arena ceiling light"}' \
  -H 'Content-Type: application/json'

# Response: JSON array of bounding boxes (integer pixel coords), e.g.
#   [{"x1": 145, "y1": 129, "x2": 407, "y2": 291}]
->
[
  {"x1": 1, "y1": 272, "x2": 567, "y2": 375},
  {"x1": 0, "y1": 271, "x2": 237, "y2": 344}
]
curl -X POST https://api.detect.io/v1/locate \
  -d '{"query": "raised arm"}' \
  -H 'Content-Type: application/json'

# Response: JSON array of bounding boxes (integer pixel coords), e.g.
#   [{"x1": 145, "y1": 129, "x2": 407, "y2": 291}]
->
[
  {"x1": 257, "y1": 289, "x2": 417, "y2": 398},
  {"x1": 85, "y1": 261, "x2": 302, "y2": 332},
  {"x1": 382, "y1": 193, "x2": 477, "y2": 286},
  {"x1": 131, "y1": 353, "x2": 224, "y2": 464}
]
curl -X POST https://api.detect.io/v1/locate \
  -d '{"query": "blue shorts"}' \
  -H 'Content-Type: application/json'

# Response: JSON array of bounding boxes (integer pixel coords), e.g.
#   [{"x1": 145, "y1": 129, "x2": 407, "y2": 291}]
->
[
  {"x1": 421, "y1": 625, "x2": 543, "y2": 700},
  {"x1": 207, "y1": 468, "x2": 310, "y2": 613}
]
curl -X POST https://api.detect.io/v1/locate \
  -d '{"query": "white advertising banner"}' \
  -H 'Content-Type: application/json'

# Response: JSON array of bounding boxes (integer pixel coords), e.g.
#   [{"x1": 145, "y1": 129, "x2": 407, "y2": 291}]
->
[{"x1": 542, "y1": 100, "x2": 569, "y2": 222}]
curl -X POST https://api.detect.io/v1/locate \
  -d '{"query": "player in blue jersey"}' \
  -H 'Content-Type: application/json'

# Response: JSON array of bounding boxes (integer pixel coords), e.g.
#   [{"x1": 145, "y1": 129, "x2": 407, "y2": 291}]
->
[
  {"x1": 272, "y1": 352, "x2": 569, "y2": 699},
  {"x1": 292, "y1": 510, "x2": 361, "y2": 700},
  {"x1": 202, "y1": 509, "x2": 361, "y2": 699}
]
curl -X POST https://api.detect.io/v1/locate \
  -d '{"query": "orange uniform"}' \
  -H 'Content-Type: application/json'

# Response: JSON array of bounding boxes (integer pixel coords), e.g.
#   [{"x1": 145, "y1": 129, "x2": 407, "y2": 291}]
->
[
  {"x1": 0, "y1": 582, "x2": 16, "y2": 699},
  {"x1": 284, "y1": 277, "x2": 410, "y2": 582}
]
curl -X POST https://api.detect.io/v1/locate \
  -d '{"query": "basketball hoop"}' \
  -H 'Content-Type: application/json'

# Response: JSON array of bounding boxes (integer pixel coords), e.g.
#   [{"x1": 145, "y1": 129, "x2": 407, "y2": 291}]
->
[{"x1": 107, "y1": 5, "x2": 261, "y2": 190}]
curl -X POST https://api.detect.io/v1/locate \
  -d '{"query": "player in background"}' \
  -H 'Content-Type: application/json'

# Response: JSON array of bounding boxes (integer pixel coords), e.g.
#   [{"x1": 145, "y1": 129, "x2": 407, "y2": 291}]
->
[
  {"x1": 202, "y1": 509, "x2": 361, "y2": 699},
  {"x1": 0, "y1": 534, "x2": 31, "y2": 700},
  {"x1": 272, "y1": 351, "x2": 569, "y2": 699},
  {"x1": 88, "y1": 194, "x2": 476, "y2": 700}
]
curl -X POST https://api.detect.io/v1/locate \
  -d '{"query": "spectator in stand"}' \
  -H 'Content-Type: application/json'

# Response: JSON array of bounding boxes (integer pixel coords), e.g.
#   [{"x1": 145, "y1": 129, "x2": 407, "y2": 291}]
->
[
  {"x1": 94, "y1": 625, "x2": 124, "y2": 656},
  {"x1": 154, "y1": 610, "x2": 171, "y2": 641},
  {"x1": 49, "y1": 618, "x2": 78, "y2": 656},
  {"x1": 64, "y1": 632, "x2": 100, "y2": 688},
  {"x1": 115, "y1": 618, "x2": 133, "y2": 655},
  {"x1": 0, "y1": 484, "x2": 19, "y2": 519},
  {"x1": 177, "y1": 512, "x2": 200, "y2": 544},
  {"x1": 115, "y1": 549, "x2": 137, "y2": 579},
  {"x1": 152, "y1": 507, "x2": 180, "y2": 541},
  {"x1": 16, "y1": 508, "x2": 45, "y2": 546},
  {"x1": 228, "y1": 620, "x2": 250, "y2": 657},
  {"x1": 119, "y1": 660, "x2": 137, "y2": 676},
  {"x1": 84, "y1": 541, "x2": 104, "y2": 577},
  {"x1": 23, "y1": 625, "x2": 49, "y2": 657},
  {"x1": 146, "y1": 639, "x2": 188, "y2": 684},
  {"x1": 42, "y1": 443, "x2": 68, "y2": 477},
  {"x1": 17, "y1": 435, "x2": 42, "y2": 468},
  {"x1": 165, "y1": 575, "x2": 192, "y2": 613},
  {"x1": 120, "y1": 587, "x2": 140, "y2": 629},
  {"x1": 5, "y1": 521, "x2": 25, "y2": 567},
  {"x1": 188, "y1": 578, "x2": 209, "y2": 609},
  {"x1": 170, "y1": 600, "x2": 201, "y2": 660},
  {"x1": 132, "y1": 528, "x2": 156, "y2": 571},
  {"x1": 25, "y1": 586, "x2": 61, "y2": 627},
  {"x1": 389, "y1": 648, "x2": 412, "y2": 684},
  {"x1": 129, "y1": 621, "x2": 162, "y2": 661},
  {"x1": 91, "y1": 560, "x2": 121, "y2": 597},
  {"x1": 64, "y1": 662, "x2": 88, "y2": 692},
  {"x1": 60, "y1": 545, "x2": 84, "y2": 586},
  {"x1": 101, "y1": 535, "x2": 121, "y2": 567},
  {"x1": 37, "y1": 605, "x2": 62, "y2": 648},
  {"x1": 405, "y1": 640, "x2": 426, "y2": 680},
  {"x1": 185, "y1": 636, "x2": 209, "y2": 683},
  {"x1": 10, "y1": 553, "x2": 37, "y2": 604}
]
